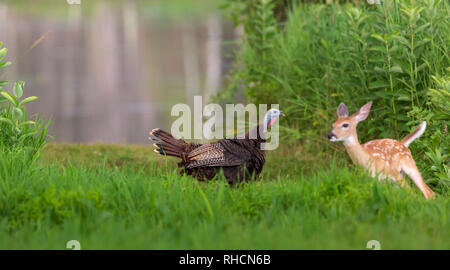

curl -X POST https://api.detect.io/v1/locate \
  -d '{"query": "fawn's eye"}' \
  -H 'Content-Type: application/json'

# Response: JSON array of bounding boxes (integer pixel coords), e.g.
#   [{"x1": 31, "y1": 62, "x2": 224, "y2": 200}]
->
[{"x1": 342, "y1": 123, "x2": 349, "y2": 128}]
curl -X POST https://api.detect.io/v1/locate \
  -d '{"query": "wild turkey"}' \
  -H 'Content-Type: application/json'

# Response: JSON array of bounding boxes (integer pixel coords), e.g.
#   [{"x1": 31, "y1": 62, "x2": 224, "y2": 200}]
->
[{"x1": 149, "y1": 108, "x2": 284, "y2": 185}]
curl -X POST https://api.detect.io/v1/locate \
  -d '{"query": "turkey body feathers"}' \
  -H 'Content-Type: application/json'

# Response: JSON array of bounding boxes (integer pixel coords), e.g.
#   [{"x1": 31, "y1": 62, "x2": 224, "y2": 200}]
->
[{"x1": 149, "y1": 128, "x2": 266, "y2": 185}]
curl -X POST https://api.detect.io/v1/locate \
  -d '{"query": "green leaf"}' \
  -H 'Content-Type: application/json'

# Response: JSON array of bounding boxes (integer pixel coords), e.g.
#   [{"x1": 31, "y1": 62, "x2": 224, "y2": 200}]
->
[
  {"x1": 18, "y1": 131, "x2": 37, "y2": 140},
  {"x1": 394, "y1": 36, "x2": 411, "y2": 48},
  {"x1": 396, "y1": 78, "x2": 413, "y2": 89},
  {"x1": 0, "y1": 47, "x2": 7, "y2": 61},
  {"x1": 0, "y1": 91, "x2": 18, "y2": 106},
  {"x1": 19, "y1": 96, "x2": 38, "y2": 106},
  {"x1": 416, "y1": 62, "x2": 428, "y2": 72},
  {"x1": 392, "y1": 114, "x2": 409, "y2": 121},
  {"x1": 373, "y1": 67, "x2": 388, "y2": 73},
  {"x1": 19, "y1": 120, "x2": 35, "y2": 127},
  {"x1": 371, "y1": 34, "x2": 386, "y2": 43},
  {"x1": 414, "y1": 23, "x2": 430, "y2": 34},
  {"x1": 392, "y1": 59, "x2": 410, "y2": 74},
  {"x1": 414, "y1": 39, "x2": 430, "y2": 49},
  {"x1": 395, "y1": 89, "x2": 411, "y2": 101},
  {"x1": 370, "y1": 56, "x2": 388, "y2": 63},
  {"x1": 0, "y1": 61, "x2": 11, "y2": 69},
  {"x1": 369, "y1": 80, "x2": 389, "y2": 89},
  {"x1": 0, "y1": 117, "x2": 14, "y2": 126},
  {"x1": 13, "y1": 107, "x2": 23, "y2": 119},
  {"x1": 390, "y1": 45, "x2": 401, "y2": 53},
  {"x1": 396, "y1": 93, "x2": 411, "y2": 101},
  {"x1": 13, "y1": 81, "x2": 24, "y2": 98},
  {"x1": 389, "y1": 66, "x2": 403, "y2": 73},
  {"x1": 369, "y1": 46, "x2": 387, "y2": 54},
  {"x1": 373, "y1": 90, "x2": 394, "y2": 99}
]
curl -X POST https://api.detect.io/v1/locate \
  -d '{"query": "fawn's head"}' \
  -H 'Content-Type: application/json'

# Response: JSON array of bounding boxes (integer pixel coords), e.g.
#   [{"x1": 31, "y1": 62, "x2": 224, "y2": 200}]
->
[{"x1": 328, "y1": 101, "x2": 372, "y2": 145}]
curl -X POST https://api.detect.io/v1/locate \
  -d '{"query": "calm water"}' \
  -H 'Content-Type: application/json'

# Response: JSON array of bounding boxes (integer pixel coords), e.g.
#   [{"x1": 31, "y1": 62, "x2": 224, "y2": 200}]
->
[{"x1": 0, "y1": 0, "x2": 236, "y2": 144}]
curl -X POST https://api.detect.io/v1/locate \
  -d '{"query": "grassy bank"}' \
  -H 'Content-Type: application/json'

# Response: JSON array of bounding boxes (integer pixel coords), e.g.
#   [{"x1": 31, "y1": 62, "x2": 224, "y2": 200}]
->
[{"x1": 0, "y1": 143, "x2": 448, "y2": 249}]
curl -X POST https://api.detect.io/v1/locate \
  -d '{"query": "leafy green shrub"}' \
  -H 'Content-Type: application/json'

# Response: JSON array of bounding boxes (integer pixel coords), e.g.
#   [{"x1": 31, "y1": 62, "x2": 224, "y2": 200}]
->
[
  {"x1": 0, "y1": 42, "x2": 50, "y2": 178},
  {"x1": 407, "y1": 71, "x2": 450, "y2": 193},
  {"x1": 221, "y1": 0, "x2": 449, "y2": 193}
]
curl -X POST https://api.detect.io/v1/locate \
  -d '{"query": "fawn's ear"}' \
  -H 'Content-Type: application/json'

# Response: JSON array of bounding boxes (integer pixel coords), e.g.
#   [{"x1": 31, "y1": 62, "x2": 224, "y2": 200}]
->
[
  {"x1": 337, "y1": 103, "x2": 349, "y2": 117},
  {"x1": 353, "y1": 101, "x2": 372, "y2": 123}
]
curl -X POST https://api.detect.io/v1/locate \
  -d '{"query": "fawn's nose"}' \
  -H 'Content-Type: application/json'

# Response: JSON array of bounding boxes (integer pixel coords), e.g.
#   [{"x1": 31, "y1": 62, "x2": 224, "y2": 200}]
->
[{"x1": 328, "y1": 132, "x2": 335, "y2": 139}]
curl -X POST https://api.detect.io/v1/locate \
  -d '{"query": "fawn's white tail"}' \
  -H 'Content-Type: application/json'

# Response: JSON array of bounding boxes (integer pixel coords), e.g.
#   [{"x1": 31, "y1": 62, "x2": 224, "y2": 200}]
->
[{"x1": 401, "y1": 122, "x2": 426, "y2": 147}]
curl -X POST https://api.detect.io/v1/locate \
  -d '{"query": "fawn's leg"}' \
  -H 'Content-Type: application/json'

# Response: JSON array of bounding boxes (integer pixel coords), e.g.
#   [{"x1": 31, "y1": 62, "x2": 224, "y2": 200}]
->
[
  {"x1": 401, "y1": 161, "x2": 435, "y2": 199},
  {"x1": 389, "y1": 170, "x2": 410, "y2": 189}
]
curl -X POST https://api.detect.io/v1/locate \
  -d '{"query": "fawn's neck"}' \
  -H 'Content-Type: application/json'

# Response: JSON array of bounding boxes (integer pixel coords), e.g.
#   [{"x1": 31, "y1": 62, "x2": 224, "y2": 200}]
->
[{"x1": 343, "y1": 134, "x2": 370, "y2": 168}]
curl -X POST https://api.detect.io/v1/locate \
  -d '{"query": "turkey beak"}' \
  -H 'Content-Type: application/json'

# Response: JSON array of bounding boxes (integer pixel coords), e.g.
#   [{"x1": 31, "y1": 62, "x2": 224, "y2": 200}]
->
[{"x1": 280, "y1": 111, "x2": 285, "y2": 117}]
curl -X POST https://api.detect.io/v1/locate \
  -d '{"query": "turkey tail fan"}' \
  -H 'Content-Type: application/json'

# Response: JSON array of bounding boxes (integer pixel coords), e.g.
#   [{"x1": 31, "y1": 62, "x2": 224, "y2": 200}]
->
[{"x1": 149, "y1": 128, "x2": 187, "y2": 158}]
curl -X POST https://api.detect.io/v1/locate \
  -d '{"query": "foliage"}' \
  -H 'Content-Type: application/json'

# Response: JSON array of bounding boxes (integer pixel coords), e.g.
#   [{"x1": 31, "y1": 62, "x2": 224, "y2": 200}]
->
[
  {"x1": 0, "y1": 42, "x2": 50, "y2": 178},
  {"x1": 221, "y1": 0, "x2": 376, "y2": 26},
  {"x1": 407, "y1": 71, "x2": 450, "y2": 193},
  {"x1": 220, "y1": 0, "x2": 449, "y2": 192}
]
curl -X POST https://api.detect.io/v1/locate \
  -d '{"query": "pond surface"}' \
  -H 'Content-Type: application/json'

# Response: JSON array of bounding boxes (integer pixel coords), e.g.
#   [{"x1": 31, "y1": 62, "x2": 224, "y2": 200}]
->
[{"x1": 0, "y1": 0, "x2": 236, "y2": 144}]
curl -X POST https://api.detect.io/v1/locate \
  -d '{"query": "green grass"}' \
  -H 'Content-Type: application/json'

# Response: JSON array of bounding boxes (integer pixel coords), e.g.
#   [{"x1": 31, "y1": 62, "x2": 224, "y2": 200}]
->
[{"x1": 0, "y1": 143, "x2": 448, "y2": 250}]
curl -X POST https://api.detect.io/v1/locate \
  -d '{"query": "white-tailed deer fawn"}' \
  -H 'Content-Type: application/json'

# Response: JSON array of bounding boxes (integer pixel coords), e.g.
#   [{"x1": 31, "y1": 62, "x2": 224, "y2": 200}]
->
[{"x1": 328, "y1": 101, "x2": 435, "y2": 199}]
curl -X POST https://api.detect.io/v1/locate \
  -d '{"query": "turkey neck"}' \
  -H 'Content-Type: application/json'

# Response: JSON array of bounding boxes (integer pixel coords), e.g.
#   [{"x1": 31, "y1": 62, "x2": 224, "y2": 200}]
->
[{"x1": 244, "y1": 124, "x2": 266, "y2": 143}]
